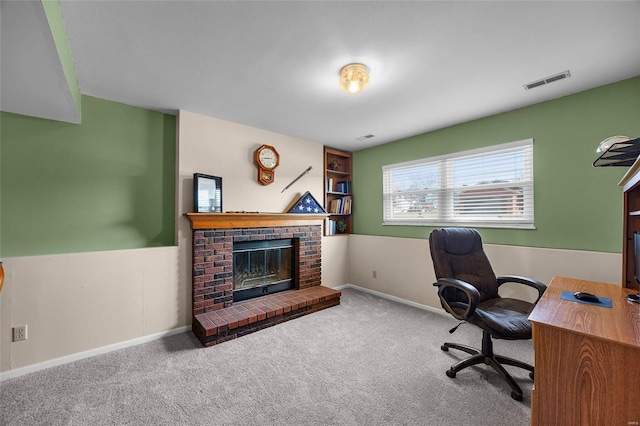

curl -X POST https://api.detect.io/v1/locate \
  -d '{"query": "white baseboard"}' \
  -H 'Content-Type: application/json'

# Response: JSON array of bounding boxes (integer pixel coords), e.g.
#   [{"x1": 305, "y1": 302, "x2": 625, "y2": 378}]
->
[
  {"x1": 333, "y1": 283, "x2": 448, "y2": 317},
  {"x1": 0, "y1": 325, "x2": 191, "y2": 381},
  {"x1": 2, "y1": 286, "x2": 445, "y2": 381}
]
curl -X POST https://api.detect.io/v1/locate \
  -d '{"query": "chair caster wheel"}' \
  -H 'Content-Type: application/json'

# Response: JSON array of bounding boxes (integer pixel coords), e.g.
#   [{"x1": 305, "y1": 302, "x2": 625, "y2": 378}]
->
[
  {"x1": 529, "y1": 371, "x2": 534, "y2": 380},
  {"x1": 510, "y1": 391, "x2": 523, "y2": 401},
  {"x1": 441, "y1": 345, "x2": 449, "y2": 351},
  {"x1": 446, "y1": 369, "x2": 456, "y2": 378}
]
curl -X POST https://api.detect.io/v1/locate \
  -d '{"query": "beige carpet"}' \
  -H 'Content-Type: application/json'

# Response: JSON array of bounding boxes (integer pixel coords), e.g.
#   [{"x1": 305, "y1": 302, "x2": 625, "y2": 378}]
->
[{"x1": 0, "y1": 288, "x2": 533, "y2": 425}]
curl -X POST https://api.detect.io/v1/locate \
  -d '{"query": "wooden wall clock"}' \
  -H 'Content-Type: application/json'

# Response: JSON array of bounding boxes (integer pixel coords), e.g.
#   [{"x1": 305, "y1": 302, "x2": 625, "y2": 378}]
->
[{"x1": 254, "y1": 144, "x2": 280, "y2": 185}]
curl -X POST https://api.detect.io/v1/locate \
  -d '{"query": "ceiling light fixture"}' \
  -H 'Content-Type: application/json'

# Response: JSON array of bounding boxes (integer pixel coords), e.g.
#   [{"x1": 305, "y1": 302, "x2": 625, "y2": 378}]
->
[{"x1": 339, "y1": 63, "x2": 370, "y2": 94}]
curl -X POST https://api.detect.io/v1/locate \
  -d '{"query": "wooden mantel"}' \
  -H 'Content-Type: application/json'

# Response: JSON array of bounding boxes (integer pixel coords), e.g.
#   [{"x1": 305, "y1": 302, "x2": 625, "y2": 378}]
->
[{"x1": 185, "y1": 212, "x2": 328, "y2": 229}]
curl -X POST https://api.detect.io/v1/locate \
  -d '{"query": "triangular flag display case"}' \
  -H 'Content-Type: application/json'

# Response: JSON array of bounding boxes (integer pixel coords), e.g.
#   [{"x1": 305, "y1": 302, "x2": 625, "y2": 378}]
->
[{"x1": 287, "y1": 191, "x2": 327, "y2": 214}]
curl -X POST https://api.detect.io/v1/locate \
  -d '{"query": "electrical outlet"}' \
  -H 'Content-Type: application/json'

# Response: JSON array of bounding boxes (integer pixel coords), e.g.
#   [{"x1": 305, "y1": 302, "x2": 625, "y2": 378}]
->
[
  {"x1": 373, "y1": 270, "x2": 377, "y2": 279},
  {"x1": 13, "y1": 325, "x2": 27, "y2": 342}
]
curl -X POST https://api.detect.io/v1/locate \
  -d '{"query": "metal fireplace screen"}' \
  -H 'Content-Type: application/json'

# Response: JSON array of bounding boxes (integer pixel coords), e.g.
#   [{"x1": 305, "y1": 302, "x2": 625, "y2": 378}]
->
[{"x1": 232, "y1": 239, "x2": 294, "y2": 302}]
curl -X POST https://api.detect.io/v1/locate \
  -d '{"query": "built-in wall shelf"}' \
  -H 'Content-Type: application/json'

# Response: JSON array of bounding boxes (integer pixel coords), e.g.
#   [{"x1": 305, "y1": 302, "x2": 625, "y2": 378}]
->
[
  {"x1": 622, "y1": 162, "x2": 640, "y2": 289},
  {"x1": 324, "y1": 147, "x2": 353, "y2": 236}
]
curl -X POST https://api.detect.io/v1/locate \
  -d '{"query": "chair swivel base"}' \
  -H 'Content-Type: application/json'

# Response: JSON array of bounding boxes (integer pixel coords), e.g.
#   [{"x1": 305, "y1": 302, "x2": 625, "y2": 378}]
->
[{"x1": 441, "y1": 331, "x2": 534, "y2": 401}]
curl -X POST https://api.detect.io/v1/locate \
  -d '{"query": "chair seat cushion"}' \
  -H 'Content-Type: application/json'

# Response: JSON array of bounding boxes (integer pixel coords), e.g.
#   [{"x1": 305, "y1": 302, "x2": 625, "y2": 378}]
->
[{"x1": 470, "y1": 298, "x2": 534, "y2": 340}]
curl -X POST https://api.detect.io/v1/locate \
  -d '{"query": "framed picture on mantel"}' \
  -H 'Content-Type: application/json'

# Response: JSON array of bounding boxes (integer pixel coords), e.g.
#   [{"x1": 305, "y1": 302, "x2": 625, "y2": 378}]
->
[{"x1": 193, "y1": 173, "x2": 222, "y2": 213}]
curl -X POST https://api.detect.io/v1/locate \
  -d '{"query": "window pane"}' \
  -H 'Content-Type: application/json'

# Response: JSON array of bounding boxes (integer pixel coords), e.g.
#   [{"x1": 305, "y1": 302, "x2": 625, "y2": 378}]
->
[
  {"x1": 453, "y1": 185, "x2": 526, "y2": 218},
  {"x1": 384, "y1": 163, "x2": 439, "y2": 193},
  {"x1": 386, "y1": 191, "x2": 440, "y2": 219},
  {"x1": 451, "y1": 151, "x2": 525, "y2": 187},
  {"x1": 382, "y1": 139, "x2": 534, "y2": 228}
]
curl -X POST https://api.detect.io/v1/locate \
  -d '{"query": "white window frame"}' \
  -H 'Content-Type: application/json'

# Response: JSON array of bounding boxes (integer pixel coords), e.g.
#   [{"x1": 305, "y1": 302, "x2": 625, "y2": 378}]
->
[{"x1": 382, "y1": 139, "x2": 534, "y2": 229}]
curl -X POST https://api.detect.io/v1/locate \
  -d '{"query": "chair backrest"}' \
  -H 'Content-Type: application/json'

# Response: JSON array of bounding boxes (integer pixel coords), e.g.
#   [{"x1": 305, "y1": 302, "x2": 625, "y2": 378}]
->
[{"x1": 429, "y1": 227, "x2": 499, "y2": 301}]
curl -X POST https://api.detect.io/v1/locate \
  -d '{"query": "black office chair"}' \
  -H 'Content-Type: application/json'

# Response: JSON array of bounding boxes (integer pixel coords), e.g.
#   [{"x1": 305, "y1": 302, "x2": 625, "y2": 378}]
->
[{"x1": 428, "y1": 227, "x2": 547, "y2": 401}]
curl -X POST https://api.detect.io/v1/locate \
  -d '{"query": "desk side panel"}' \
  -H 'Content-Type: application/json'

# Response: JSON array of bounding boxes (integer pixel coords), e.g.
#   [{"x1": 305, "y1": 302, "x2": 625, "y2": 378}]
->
[{"x1": 533, "y1": 324, "x2": 640, "y2": 426}]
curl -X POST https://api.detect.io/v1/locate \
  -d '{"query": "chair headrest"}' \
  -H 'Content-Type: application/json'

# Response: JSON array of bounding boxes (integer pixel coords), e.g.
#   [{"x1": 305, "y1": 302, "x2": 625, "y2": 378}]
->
[{"x1": 435, "y1": 228, "x2": 482, "y2": 255}]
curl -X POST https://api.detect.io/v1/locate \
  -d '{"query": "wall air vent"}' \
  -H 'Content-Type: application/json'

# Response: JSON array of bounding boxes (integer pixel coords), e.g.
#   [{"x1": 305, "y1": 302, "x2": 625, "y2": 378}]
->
[
  {"x1": 356, "y1": 134, "x2": 375, "y2": 141},
  {"x1": 524, "y1": 70, "x2": 571, "y2": 90}
]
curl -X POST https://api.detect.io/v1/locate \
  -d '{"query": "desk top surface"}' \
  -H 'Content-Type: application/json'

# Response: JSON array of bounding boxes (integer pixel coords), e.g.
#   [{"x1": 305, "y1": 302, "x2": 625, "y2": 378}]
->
[{"x1": 528, "y1": 276, "x2": 640, "y2": 348}]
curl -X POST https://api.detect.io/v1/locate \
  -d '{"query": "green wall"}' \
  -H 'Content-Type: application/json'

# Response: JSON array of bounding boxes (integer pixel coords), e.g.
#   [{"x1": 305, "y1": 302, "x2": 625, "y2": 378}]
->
[
  {"x1": 353, "y1": 76, "x2": 640, "y2": 253},
  {"x1": 1, "y1": 96, "x2": 176, "y2": 257}
]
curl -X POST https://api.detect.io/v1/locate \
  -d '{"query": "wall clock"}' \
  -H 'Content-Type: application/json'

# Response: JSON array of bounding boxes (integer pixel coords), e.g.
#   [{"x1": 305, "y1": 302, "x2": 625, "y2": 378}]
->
[{"x1": 254, "y1": 144, "x2": 280, "y2": 185}]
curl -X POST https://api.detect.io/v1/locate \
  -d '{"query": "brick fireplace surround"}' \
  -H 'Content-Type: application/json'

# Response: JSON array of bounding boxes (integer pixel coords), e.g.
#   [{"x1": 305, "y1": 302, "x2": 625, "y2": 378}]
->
[{"x1": 185, "y1": 213, "x2": 341, "y2": 346}]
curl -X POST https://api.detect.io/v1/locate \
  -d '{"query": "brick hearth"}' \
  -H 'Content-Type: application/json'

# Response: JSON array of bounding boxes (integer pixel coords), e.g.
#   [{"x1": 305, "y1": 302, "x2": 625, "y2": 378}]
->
[
  {"x1": 193, "y1": 286, "x2": 340, "y2": 346},
  {"x1": 185, "y1": 213, "x2": 341, "y2": 346}
]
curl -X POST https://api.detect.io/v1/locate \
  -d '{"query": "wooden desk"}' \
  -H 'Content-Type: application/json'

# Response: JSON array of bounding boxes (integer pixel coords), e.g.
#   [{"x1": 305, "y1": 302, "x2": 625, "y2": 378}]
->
[{"x1": 528, "y1": 276, "x2": 640, "y2": 425}]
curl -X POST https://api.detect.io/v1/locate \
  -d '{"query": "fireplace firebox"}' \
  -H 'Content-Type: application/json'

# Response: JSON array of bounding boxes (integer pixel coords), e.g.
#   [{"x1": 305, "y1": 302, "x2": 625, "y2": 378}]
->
[{"x1": 232, "y1": 239, "x2": 295, "y2": 302}]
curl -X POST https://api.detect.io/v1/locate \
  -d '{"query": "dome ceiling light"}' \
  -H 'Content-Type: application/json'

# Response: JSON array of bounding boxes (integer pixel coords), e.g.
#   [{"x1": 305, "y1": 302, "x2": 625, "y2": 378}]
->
[{"x1": 338, "y1": 63, "x2": 370, "y2": 94}]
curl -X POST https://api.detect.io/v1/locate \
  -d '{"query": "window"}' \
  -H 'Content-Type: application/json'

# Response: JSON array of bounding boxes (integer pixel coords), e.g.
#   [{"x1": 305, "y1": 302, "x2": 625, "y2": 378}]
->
[{"x1": 382, "y1": 139, "x2": 534, "y2": 229}]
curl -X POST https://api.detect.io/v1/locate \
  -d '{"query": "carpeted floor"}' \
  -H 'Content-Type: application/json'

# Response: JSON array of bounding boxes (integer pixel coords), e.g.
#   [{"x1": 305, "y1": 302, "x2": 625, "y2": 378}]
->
[{"x1": 0, "y1": 288, "x2": 533, "y2": 425}]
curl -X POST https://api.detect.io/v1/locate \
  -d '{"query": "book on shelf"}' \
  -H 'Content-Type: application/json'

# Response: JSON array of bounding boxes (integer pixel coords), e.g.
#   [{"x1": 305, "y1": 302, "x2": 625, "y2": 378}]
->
[
  {"x1": 334, "y1": 180, "x2": 351, "y2": 194},
  {"x1": 326, "y1": 178, "x2": 334, "y2": 192},
  {"x1": 324, "y1": 217, "x2": 349, "y2": 235},
  {"x1": 325, "y1": 218, "x2": 336, "y2": 235},
  {"x1": 329, "y1": 195, "x2": 352, "y2": 214}
]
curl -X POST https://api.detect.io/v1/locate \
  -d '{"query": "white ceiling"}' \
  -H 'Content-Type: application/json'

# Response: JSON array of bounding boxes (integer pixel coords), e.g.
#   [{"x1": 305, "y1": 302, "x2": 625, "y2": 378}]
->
[
  {"x1": 3, "y1": 1, "x2": 640, "y2": 151},
  {"x1": 1, "y1": 0, "x2": 81, "y2": 123}
]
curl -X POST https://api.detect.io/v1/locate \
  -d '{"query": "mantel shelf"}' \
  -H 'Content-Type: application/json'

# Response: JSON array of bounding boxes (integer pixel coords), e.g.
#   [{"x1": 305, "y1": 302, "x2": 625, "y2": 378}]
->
[{"x1": 185, "y1": 212, "x2": 328, "y2": 229}]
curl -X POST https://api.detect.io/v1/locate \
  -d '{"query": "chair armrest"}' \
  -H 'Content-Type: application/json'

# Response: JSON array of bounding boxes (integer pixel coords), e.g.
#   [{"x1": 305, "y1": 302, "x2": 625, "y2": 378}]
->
[
  {"x1": 434, "y1": 278, "x2": 481, "y2": 321},
  {"x1": 497, "y1": 275, "x2": 547, "y2": 302}
]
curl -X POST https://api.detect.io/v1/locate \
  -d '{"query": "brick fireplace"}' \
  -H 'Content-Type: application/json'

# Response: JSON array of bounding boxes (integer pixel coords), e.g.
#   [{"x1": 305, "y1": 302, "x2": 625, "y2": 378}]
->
[{"x1": 185, "y1": 213, "x2": 341, "y2": 346}]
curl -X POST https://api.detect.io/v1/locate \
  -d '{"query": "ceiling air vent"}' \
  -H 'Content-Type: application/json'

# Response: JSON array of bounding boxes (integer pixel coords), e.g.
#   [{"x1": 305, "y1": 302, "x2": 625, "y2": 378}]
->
[
  {"x1": 356, "y1": 134, "x2": 375, "y2": 141},
  {"x1": 524, "y1": 70, "x2": 571, "y2": 90}
]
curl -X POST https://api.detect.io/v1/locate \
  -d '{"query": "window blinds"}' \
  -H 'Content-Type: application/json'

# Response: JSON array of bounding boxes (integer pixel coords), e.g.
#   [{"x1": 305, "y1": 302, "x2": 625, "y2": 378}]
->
[{"x1": 382, "y1": 139, "x2": 534, "y2": 229}]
